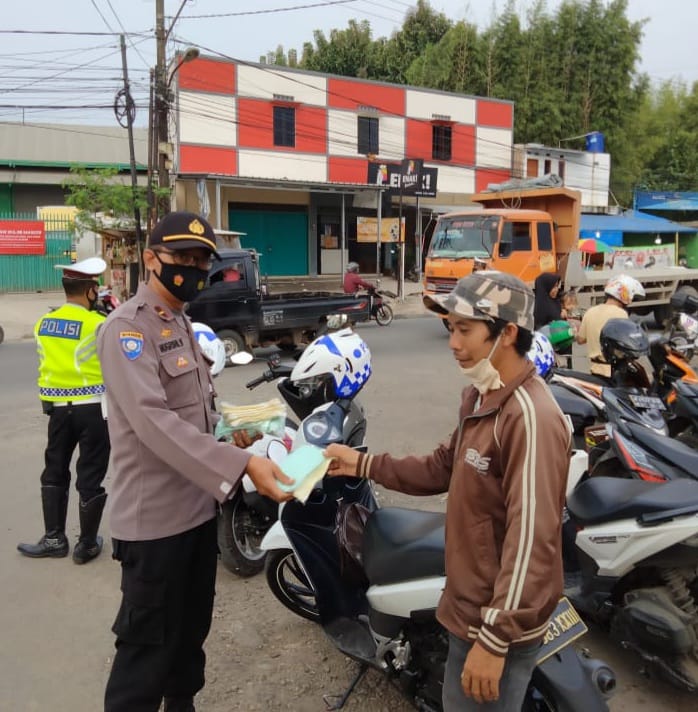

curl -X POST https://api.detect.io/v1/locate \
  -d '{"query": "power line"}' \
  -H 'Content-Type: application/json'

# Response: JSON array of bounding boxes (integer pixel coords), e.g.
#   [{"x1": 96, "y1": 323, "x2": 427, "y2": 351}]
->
[
  {"x1": 180, "y1": 0, "x2": 360, "y2": 19},
  {"x1": 90, "y1": 0, "x2": 117, "y2": 33},
  {"x1": 104, "y1": 0, "x2": 151, "y2": 70}
]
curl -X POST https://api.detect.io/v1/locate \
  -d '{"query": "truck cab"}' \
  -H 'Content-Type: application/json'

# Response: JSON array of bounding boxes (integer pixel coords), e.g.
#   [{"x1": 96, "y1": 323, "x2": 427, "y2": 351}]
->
[{"x1": 424, "y1": 209, "x2": 557, "y2": 295}]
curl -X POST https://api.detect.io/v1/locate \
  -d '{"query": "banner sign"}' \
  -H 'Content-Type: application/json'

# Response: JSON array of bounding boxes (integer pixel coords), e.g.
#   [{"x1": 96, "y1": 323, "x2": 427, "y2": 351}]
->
[
  {"x1": 400, "y1": 158, "x2": 423, "y2": 194},
  {"x1": 610, "y1": 245, "x2": 675, "y2": 269},
  {"x1": 0, "y1": 220, "x2": 46, "y2": 255},
  {"x1": 356, "y1": 216, "x2": 405, "y2": 243},
  {"x1": 367, "y1": 161, "x2": 437, "y2": 197}
]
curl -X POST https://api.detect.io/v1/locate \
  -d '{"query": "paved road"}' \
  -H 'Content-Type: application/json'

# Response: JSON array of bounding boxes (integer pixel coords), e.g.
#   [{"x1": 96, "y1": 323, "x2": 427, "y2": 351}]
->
[{"x1": 0, "y1": 317, "x2": 695, "y2": 710}]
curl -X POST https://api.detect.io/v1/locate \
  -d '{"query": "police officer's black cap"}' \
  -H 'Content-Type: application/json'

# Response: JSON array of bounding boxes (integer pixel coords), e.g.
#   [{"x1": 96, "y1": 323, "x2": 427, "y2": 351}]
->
[{"x1": 148, "y1": 211, "x2": 221, "y2": 259}]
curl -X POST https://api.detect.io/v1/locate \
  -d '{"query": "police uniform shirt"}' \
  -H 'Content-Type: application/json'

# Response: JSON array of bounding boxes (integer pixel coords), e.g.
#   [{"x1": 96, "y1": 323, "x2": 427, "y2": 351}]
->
[{"x1": 97, "y1": 282, "x2": 251, "y2": 541}]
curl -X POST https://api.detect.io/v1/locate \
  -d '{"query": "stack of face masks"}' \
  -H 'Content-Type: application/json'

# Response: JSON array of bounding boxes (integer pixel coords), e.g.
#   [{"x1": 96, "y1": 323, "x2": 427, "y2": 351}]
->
[{"x1": 216, "y1": 398, "x2": 287, "y2": 440}]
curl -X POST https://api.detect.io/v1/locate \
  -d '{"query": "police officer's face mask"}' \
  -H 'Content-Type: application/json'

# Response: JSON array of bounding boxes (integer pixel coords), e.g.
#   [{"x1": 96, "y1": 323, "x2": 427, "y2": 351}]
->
[
  {"x1": 153, "y1": 252, "x2": 208, "y2": 303},
  {"x1": 86, "y1": 286, "x2": 99, "y2": 311}
]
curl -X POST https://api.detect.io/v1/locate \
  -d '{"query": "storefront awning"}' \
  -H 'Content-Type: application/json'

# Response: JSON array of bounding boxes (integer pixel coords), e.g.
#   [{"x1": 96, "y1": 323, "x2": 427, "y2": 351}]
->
[{"x1": 580, "y1": 211, "x2": 696, "y2": 237}]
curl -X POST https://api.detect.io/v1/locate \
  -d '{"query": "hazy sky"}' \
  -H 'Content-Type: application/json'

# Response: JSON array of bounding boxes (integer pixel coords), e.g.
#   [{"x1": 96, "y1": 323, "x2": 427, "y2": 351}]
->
[{"x1": 0, "y1": 0, "x2": 692, "y2": 126}]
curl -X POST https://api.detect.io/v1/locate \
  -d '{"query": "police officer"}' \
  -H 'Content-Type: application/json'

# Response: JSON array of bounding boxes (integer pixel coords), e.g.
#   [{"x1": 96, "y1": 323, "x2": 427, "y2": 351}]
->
[
  {"x1": 97, "y1": 211, "x2": 292, "y2": 712},
  {"x1": 18, "y1": 257, "x2": 110, "y2": 564}
]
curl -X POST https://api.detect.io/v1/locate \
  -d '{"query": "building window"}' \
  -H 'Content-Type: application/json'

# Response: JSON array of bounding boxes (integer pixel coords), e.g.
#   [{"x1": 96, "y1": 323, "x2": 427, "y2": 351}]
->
[
  {"x1": 273, "y1": 106, "x2": 295, "y2": 147},
  {"x1": 357, "y1": 116, "x2": 379, "y2": 155},
  {"x1": 432, "y1": 124, "x2": 452, "y2": 161}
]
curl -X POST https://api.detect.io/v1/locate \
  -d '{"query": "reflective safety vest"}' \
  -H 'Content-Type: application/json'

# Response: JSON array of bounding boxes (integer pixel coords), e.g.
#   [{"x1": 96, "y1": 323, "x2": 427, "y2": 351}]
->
[{"x1": 35, "y1": 303, "x2": 106, "y2": 402}]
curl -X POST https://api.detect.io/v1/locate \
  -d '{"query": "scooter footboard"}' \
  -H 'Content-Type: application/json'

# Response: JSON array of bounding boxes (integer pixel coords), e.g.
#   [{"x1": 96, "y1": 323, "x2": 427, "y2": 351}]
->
[{"x1": 530, "y1": 645, "x2": 613, "y2": 712}]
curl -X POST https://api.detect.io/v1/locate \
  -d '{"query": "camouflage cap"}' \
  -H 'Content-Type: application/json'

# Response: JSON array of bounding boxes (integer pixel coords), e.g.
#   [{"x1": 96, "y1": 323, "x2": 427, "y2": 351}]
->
[{"x1": 423, "y1": 270, "x2": 534, "y2": 331}]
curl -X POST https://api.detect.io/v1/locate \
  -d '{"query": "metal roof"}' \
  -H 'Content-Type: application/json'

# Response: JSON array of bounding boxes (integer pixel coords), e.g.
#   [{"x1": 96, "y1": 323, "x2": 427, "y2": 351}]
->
[{"x1": 0, "y1": 122, "x2": 147, "y2": 168}]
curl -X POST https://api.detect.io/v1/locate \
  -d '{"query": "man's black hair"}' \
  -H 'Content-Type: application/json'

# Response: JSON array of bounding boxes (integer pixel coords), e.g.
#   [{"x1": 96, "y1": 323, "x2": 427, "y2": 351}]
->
[
  {"x1": 62, "y1": 278, "x2": 97, "y2": 297},
  {"x1": 484, "y1": 318, "x2": 533, "y2": 357}
]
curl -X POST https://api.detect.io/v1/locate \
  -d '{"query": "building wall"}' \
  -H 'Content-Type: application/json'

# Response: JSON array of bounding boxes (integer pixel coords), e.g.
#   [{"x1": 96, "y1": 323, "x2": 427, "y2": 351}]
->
[{"x1": 174, "y1": 57, "x2": 514, "y2": 194}]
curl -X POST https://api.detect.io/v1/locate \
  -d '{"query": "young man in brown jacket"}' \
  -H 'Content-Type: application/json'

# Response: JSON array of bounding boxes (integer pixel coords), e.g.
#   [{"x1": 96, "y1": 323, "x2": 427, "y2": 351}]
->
[{"x1": 326, "y1": 271, "x2": 571, "y2": 711}]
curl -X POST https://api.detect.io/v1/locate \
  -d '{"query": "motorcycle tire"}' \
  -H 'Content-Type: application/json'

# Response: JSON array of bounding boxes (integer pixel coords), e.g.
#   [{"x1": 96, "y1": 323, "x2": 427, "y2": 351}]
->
[
  {"x1": 375, "y1": 304, "x2": 393, "y2": 327},
  {"x1": 217, "y1": 492, "x2": 269, "y2": 577},
  {"x1": 265, "y1": 548, "x2": 320, "y2": 623},
  {"x1": 0, "y1": 324, "x2": 4, "y2": 345}
]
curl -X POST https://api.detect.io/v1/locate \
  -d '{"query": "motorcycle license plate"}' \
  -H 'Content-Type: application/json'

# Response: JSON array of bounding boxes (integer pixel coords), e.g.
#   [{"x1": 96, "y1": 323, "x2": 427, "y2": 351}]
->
[
  {"x1": 536, "y1": 597, "x2": 588, "y2": 664},
  {"x1": 628, "y1": 394, "x2": 666, "y2": 411}
]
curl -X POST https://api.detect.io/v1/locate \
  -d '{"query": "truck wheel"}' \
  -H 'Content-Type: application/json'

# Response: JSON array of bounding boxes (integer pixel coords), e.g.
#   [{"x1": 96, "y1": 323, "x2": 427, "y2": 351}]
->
[{"x1": 217, "y1": 329, "x2": 246, "y2": 365}]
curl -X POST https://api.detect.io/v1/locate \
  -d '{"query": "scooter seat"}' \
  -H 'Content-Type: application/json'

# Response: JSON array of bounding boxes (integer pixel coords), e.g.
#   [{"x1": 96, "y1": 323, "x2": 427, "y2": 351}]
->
[
  {"x1": 626, "y1": 422, "x2": 698, "y2": 478},
  {"x1": 553, "y1": 368, "x2": 609, "y2": 387},
  {"x1": 362, "y1": 507, "x2": 445, "y2": 586},
  {"x1": 567, "y1": 476, "x2": 698, "y2": 526}
]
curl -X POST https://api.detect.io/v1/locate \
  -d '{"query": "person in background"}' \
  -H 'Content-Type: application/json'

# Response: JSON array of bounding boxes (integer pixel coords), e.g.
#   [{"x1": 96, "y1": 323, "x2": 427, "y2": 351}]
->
[
  {"x1": 326, "y1": 271, "x2": 571, "y2": 711},
  {"x1": 17, "y1": 257, "x2": 110, "y2": 564},
  {"x1": 533, "y1": 272, "x2": 565, "y2": 330},
  {"x1": 343, "y1": 261, "x2": 374, "y2": 294},
  {"x1": 98, "y1": 211, "x2": 292, "y2": 712},
  {"x1": 576, "y1": 274, "x2": 645, "y2": 377},
  {"x1": 222, "y1": 266, "x2": 241, "y2": 282}
]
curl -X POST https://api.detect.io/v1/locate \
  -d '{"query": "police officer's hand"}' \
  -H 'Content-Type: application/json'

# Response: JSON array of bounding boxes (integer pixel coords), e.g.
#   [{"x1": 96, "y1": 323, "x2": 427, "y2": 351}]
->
[
  {"x1": 246, "y1": 455, "x2": 294, "y2": 502},
  {"x1": 231, "y1": 429, "x2": 262, "y2": 448}
]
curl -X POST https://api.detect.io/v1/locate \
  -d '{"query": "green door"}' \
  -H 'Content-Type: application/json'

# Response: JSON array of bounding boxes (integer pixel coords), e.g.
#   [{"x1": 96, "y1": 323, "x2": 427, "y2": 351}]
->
[{"x1": 228, "y1": 209, "x2": 308, "y2": 276}]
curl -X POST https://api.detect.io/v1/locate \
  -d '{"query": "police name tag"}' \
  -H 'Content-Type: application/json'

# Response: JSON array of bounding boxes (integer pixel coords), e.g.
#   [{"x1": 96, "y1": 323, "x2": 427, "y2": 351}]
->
[{"x1": 536, "y1": 597, "x2": 588, "y2": 664}]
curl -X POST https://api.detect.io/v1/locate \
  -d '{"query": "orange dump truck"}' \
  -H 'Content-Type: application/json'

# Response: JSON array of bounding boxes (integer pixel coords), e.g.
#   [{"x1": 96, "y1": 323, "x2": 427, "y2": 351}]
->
[{"x1": 423, "y1": 186, "x2": 698, "y2": 324}]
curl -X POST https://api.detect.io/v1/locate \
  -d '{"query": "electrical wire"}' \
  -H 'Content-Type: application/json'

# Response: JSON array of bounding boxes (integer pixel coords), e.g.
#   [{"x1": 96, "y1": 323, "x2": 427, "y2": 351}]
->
[{"x1": 180, "y1": 0, "x2": 361, "y2": 19}]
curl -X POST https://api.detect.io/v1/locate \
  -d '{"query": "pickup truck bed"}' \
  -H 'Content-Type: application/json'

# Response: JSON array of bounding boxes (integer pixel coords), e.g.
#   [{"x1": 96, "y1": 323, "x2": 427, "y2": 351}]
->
[{"x1": 186, "y1": 248, "x2": 371, "y2": 356}]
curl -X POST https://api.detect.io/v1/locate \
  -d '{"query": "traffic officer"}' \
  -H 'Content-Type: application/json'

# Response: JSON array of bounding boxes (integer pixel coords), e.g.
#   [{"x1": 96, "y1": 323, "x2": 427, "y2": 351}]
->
[
  {"x1": 97, "y1": 211, "x2": 292, "y2": 712},
  {"x1": 18, "y1": 256, "x2": 110, "y2": 564}
]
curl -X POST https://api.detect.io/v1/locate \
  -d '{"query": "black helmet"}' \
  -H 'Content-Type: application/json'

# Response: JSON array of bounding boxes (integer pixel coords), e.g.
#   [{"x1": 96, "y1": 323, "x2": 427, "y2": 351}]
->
[{"x1": 600, "y1": 318, "x2": 649, "y2": 365}]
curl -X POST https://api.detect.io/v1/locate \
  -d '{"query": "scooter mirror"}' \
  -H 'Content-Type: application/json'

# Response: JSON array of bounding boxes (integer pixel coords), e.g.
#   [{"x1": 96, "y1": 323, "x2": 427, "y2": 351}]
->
[
  {"x1": 230, "y1": 352, "x2": 254, "y2": 366},
  {"x1": 267, "y1": 439, "x2": 289, "y2": 464}
]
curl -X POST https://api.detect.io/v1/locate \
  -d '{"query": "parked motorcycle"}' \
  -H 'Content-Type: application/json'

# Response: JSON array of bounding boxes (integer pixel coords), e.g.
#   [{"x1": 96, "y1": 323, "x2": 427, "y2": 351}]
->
[
  {"x1": 261, "y1": 334, "x2": 615, "y2": 710},
  {"x1": 564, "y1": 474, "x2": 698, "y2": 691},
  {"x1": 218, "y1": 327, "x2": 369, "y2": 577},
  {"x1": 97, "y1": 286, "x2": 121, "y2": 315}
]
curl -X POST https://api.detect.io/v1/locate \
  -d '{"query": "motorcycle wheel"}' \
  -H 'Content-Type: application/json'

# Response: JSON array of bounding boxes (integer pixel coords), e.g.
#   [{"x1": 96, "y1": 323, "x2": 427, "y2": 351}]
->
[
  {"x1": 217, "y1": 492, "x2": 269, "y2": 577},
  {"x1": 265, "y1": 548, "x2": 320, "y2": 623},
  {"x1": 0, "y1": 324, "x2": 4, "y2": 345},
  {"x1": 375, "y1": 304, "x2": 393, "y2": 326}
]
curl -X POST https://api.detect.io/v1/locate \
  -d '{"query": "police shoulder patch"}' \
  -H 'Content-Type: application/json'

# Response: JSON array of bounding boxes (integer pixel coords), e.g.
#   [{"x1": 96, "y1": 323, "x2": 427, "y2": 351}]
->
[{"x1": 120, "y1": 331, "x2": 144, "y2": 360}]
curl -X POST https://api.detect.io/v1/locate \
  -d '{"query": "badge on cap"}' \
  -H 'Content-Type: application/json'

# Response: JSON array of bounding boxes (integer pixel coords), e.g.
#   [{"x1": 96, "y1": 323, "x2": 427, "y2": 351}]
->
[
  {"x1": 120, "y1": 331, "x2": 144, "y2": 361},
  {"x1": 189, "y1": 219, "x2": 205, "y2": 235}
]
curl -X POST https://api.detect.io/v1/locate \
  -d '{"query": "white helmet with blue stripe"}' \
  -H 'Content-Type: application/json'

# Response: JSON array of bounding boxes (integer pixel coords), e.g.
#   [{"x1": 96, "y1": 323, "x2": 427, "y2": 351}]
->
[
  {"x1": 527, "y1": 330, "x2": 555, "y2": 378},
  {"x1": 192, "y1": 322, "x2": 226, "y2": 377},
  {"x1": 291, "y1": 327, "x2": 371, "y2": 399}
]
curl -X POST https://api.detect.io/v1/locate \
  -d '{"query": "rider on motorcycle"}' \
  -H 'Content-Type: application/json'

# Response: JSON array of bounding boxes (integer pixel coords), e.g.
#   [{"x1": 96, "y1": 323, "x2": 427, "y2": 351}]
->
[{"x1": 343, "y1": 262, "x2": 374, "y2": 294}]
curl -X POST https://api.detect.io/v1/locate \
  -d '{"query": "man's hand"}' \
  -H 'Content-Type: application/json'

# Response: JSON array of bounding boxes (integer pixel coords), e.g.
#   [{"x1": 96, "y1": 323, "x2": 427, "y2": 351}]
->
[
  {"x1": 324, "y1": 444, "x2": 360, "y2": 476},
  {"x1": 461, "y1": 642, "x2": 506, "y2": 703},
  {"x1": 245, "y1": 455, "x2": 294, "y2": 502}
]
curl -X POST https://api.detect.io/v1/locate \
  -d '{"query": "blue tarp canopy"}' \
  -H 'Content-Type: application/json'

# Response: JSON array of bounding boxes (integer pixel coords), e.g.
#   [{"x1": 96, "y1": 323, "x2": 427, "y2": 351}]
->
[{"x1": 580, "y1": 211, "x2": 696, "y2": 246}]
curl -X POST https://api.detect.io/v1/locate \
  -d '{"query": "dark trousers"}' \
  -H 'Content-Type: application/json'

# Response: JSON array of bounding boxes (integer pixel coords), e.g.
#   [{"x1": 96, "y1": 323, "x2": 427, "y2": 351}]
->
[
  {"x1": 40, "y1": 402, "x2": 110, "y2": 501},
  {"x1": 104, "y1": 517, "x2": 218, "y2": 712}
]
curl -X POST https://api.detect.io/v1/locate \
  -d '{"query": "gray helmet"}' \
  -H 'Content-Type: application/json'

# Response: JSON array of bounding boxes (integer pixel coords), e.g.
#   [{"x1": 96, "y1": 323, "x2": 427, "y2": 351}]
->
[{"x1": 346, "y1": 262, "x2": 359, "y2": 273}]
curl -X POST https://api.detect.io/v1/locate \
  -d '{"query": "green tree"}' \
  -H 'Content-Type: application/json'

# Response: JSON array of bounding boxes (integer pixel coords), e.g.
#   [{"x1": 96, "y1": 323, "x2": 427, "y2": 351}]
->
[{"x1": 63, "y1": 166, "x2": 161, "y2": 237}]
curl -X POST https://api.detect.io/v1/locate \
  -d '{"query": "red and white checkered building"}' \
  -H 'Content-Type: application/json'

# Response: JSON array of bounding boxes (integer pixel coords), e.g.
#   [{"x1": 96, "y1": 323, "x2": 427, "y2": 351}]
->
[{"x1": 172, "y1": 55, "x2": 514, "y2": 276}]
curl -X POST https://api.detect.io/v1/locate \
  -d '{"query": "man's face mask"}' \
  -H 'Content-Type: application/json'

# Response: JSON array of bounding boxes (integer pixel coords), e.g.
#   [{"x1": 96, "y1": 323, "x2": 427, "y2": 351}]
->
[
  {"x1": 459, "y1": 333, "x2": 503, "y2": 394},
  {"x1": 153, "y1": 253, "x2": 208, "y2": 303}
]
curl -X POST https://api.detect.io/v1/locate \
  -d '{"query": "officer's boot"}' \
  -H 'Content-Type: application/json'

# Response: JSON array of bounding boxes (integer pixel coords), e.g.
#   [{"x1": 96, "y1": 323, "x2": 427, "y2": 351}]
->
[
  {"x1": 17, "y1": 486, "x2": 69, "y2": 558},
  {"x1": 72, "y1": 492, "x2": 107, "y2": 564},
  {"x1": 163, "y1": 697, "x2": 195, "y2": 712}
]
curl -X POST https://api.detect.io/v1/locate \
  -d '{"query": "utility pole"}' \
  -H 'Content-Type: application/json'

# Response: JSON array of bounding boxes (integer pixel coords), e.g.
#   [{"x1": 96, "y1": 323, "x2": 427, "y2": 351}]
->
[
  {"x1": 117, "y1": 34, "x2": 144, "y2": 288},
  {"x1": 155, "y1": 0, "x2": 170, "y2": 216}
]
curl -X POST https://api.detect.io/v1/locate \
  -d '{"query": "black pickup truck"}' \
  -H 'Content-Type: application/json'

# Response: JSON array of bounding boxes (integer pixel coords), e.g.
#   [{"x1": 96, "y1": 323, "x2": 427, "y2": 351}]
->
[{"x1": 186, "y1": 248, "x2": 371, "y2": 357}]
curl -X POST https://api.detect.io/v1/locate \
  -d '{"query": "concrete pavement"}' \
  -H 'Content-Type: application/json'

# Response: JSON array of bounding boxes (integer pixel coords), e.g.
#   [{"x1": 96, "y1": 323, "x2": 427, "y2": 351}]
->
[{"x1": 0, "y1": 277, "x2": 428, "y2": 343}]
